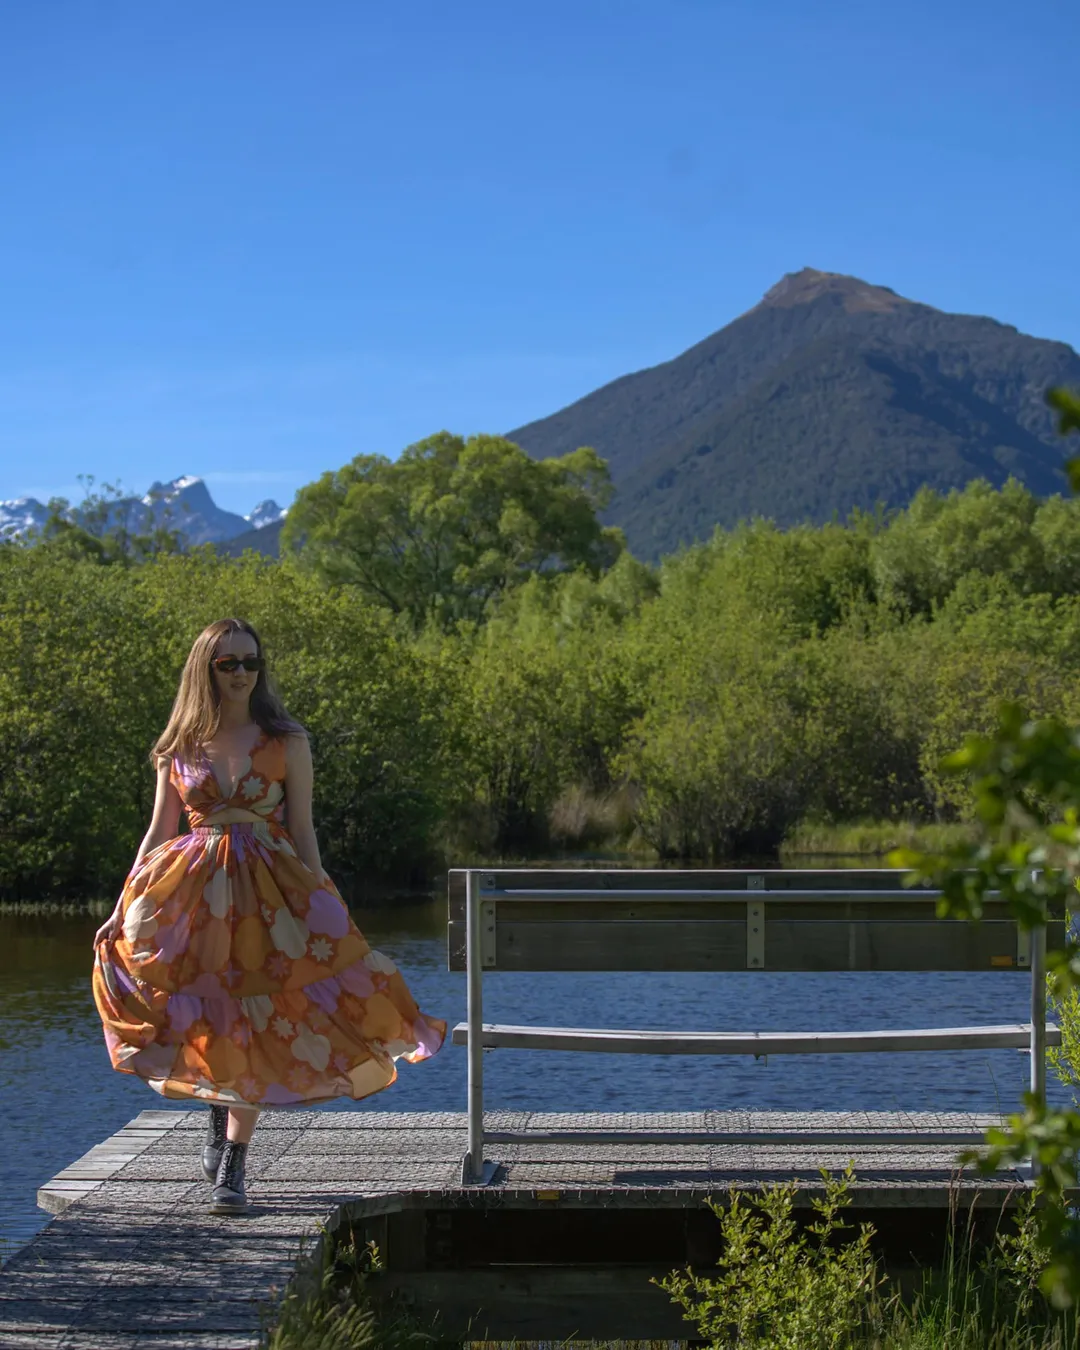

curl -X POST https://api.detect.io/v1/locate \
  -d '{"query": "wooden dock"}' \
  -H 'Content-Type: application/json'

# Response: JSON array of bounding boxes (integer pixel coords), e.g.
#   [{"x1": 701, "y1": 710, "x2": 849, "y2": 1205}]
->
[{"x1": 0, "y1": 1109, "x2": 1034, "y2": 1347}]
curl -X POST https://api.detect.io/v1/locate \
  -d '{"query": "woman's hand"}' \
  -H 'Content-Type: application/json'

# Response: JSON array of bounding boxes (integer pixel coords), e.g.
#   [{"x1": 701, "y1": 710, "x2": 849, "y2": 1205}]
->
[{"x1": 93, "y1": 907, "x2": 123, "y2": 949}]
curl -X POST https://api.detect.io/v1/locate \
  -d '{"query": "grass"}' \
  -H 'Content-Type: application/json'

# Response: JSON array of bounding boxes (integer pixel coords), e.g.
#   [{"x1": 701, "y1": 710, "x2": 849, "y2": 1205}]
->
[
  {"x1": 782, "y1": 817, "x2": 979, "y2": 860},
  {"x1": 447, "y1": 801, "x2": 983, "y2": 871},
  {"x1": 260, "y1": 1230, "x2": 445, "y2": 1350},
  {"x1": 0, "y1": 897, "x2": 113, "y2": 916},
  {"x1": 548, "y1": 784, "x2": 642, "y2": 851}
]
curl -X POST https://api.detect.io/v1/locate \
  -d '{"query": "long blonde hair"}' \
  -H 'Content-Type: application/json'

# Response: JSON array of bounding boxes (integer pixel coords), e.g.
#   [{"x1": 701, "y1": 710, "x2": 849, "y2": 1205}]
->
[{"x1": 152, "y1": 618, "x2": 303, "y2": 767}]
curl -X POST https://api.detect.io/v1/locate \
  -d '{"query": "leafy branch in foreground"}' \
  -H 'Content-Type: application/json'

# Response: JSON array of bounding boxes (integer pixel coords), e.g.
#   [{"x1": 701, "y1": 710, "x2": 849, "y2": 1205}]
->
[
  {"x1": 889, "y1": 387, "x2": 1080, "y2": 1307},
  {"x1": 1050, "y1": 389, "x2": 1080, "y2": 491}
]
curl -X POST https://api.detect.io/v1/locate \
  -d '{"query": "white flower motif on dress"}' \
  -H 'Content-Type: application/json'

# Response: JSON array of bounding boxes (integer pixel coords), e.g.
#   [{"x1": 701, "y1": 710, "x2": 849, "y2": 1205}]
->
[
  {"x1": 206, "y1": 866, "x2": 231, "y2": 919},
  {"x1": 262, "y1": 779, "x2": 284, "y2": 809},
  {"x1": 291, "y1": 1022, "x2": 332, "y2": 1072},
  {"x1": 261, "y1": 904, "x2": 274, "y2": 923},
  {"x1": 272, "y1": 1016, "x2": 294, "y2": 1039},
  {"x1": 241, "y1": 776, "x2": 265, "y2": 800},
  {"x1": 134, "y1": 1041, "x2": 177, "y2": 1081},
  {"x1": 270, "y1": 908, "x2": 309, "y2": 959},
  {"x1": 241, "y1": 994, "x2": 274, "y2": 1032},
  {"x1": 224, "y1": 752, "x2": 252, "y2": 796},
  {"x1": 207, "y1": 1086, "x2": 248, "y2": 1105},
  {"x1": 122, "y1": 892, "x2": 159, "y2": 944},
  {"x1": 363, "y1": 950, "x2": 398, "y2": 976},
  {"x1": 100, "y1": 960, "x2": 121, "y2": 999},
  {"x1": 383, "y1": 1038, "x2": 413, "y2": 1059},
  {"x1": 309, "y1": 937, "x2": 334, "y2": 963}
]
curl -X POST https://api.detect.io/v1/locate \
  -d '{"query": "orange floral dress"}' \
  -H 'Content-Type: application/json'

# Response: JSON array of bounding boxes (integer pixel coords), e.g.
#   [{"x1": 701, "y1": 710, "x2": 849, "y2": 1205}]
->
[{"x1": 92, "y1": 730, "x2": 446, "y2": 1106}]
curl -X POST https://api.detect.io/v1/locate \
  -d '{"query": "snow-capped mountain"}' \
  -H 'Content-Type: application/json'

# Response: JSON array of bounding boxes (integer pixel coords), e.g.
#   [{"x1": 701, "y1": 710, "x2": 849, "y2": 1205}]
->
[
  {"x1": 0, "y1": 498, "x2": 51, "y2": 541},
  {"x1": 139, "y1": 477, "x2": 252, "y2": 545},
  {"x1": 0, "y1": 476, "x2": 288, "y2": 547},
  {"x1": 246, "y1": 499, "x2": 288, "y2": 530}
]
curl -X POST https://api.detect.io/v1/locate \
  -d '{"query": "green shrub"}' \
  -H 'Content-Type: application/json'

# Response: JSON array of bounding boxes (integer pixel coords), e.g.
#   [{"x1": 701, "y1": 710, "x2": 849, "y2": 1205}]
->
[
  {"x1": 659, "y1": 1171, "x2": 1077, "y2": 1350},
  {"x1": 657, "y1": 1165, "x2": 885, "y2": 1349}
]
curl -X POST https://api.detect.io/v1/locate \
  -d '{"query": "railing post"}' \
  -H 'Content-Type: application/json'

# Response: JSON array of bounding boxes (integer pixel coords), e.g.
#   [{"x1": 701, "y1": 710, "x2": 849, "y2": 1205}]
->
[
  {"x1": 1029, "y1": 912, "x2": 1047, "y2": 1182},
  {"x1": 462, "y1": 869, "x2": 496, "y2": 1184}
]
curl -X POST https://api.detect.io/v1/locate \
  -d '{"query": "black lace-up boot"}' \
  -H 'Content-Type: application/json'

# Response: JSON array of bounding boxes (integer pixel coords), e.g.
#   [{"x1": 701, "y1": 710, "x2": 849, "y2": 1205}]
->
[
  {"x1": 210, "y1": 1140, "x2": 249, "y2": 1215},
  {"x1": 202, "y1": 1105, "x2": 228, "y2": 1182}
]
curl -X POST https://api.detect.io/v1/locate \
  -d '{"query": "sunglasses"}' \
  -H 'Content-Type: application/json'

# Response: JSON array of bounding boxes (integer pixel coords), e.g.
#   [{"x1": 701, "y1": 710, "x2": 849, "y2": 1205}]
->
[{"x1": 211, "y1": 656, "x2": 265, "y2": 674}]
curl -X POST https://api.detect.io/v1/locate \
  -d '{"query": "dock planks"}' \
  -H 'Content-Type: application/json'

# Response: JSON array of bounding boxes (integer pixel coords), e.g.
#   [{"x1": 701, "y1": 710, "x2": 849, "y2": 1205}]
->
[{"x1": 1, "y1": 1109, "x2": 1031, "y2": 1348}]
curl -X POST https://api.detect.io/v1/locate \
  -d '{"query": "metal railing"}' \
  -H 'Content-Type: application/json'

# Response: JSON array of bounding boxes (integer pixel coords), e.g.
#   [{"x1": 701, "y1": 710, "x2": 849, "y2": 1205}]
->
[{"x1": 457, "y1": 869, "x2": 1051, "y2": 1186}]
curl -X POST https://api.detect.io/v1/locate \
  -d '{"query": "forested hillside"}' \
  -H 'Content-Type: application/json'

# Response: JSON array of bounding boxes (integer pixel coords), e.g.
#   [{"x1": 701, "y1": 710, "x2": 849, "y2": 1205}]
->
[{"x1": 509, "y1": 269, "x2": 1080, "y2": 559}]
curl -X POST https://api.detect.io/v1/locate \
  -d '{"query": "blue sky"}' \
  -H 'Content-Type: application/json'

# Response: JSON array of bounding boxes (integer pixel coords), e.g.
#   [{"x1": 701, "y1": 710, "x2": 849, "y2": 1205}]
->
[{"x1": 2, "y1": 0, "x2": 1078, "y2": 516}]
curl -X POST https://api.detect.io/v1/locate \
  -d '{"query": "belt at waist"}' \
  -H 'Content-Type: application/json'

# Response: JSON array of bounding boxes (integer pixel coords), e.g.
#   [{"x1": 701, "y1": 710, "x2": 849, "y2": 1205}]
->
[{"x1": 189, "y1": 809, "x2": 279, "y2": 830}]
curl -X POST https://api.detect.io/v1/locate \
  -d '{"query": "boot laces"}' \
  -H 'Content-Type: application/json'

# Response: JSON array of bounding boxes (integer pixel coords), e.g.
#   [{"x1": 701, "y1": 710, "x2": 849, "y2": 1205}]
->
[
  {"x1": 219, "y1": 1141, "x2": 247, "y2": 1192},
  {"x1": 206, "y1": 1105, "x2": 228, "y2": 1148}
]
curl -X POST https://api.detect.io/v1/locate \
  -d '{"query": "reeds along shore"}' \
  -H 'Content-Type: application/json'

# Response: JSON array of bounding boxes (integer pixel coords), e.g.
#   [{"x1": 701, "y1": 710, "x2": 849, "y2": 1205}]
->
[{"x1": 6, "y1": 477, "x2": 1080, "y2": 903}]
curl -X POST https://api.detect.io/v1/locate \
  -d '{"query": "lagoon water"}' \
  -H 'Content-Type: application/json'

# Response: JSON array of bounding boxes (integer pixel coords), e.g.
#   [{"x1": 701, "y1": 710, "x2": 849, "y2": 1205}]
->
[{"x1": 1, "y1": 897, "x2": 1072, "y2": 1262}]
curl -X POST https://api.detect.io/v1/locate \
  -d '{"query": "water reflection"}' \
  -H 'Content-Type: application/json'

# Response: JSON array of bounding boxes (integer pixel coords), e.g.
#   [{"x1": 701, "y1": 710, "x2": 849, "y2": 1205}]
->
[{"x1": 1, "y1": 899, "x2": 1071, "y2": 1263}]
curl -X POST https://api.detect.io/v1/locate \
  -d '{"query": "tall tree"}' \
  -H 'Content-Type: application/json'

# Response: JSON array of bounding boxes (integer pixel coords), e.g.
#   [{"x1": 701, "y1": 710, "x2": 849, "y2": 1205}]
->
[{"x1": 282, "y1": 432, "x2": 624, "y2": 628}]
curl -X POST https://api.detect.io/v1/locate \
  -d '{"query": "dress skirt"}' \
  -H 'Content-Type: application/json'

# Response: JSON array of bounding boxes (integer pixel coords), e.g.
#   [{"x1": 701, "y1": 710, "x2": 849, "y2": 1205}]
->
[{"x1": 92, "y1": 821, "x2": 446, "y2": 1106}]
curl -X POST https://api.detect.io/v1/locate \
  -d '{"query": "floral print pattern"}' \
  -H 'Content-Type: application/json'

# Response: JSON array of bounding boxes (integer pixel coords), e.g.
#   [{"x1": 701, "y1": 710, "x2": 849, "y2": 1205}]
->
[{"x1": 92, "y1": 731, "x2": 445, "y2": 1106}]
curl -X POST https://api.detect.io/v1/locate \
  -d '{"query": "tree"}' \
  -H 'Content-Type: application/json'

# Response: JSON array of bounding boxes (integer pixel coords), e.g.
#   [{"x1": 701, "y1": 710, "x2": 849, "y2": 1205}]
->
[
  {"x1": 869, "y1": 478, "x2": 1054, "y2": 617},
  {"x1": 281, "y1": 432, "x2": 624, "y2": 629}
]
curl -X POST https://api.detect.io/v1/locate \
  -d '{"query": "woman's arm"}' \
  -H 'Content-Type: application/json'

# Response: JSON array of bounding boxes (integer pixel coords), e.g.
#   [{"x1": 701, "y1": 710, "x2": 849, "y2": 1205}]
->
[
  {"x1": 134, "y1": 757, "x2": 185, "y2": 870},
  {"x1": 284, "y1": 733, "x2": 328, "y2": 882},
  {"x1": 93, "y1": 758, "x2": 182, "y2": 947}
]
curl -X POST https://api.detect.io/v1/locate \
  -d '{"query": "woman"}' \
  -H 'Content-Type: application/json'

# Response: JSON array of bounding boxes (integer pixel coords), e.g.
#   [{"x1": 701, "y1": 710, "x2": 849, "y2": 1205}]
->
[{"x1": 92, "y1": 618, "x2": 446, "y2": 1216}]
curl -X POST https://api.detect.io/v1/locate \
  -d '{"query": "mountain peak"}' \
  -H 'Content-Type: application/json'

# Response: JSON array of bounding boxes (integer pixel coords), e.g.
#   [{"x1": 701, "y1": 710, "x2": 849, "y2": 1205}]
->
[
  {"x1": 144, "y1": 474, "x2": 213, "y2": 506},
  {"x1": 757, "y1": 267, "x2": 911, "y2": 315},
  {"x1": 509, "y1": 265, "x2": 1080, "y2": 560},
  {"x1": 1, "y1": 475, "x2": 263, "y2": 547},
  {"x1": 247, "y1": 499, "x2": 287, "y2": 529}
]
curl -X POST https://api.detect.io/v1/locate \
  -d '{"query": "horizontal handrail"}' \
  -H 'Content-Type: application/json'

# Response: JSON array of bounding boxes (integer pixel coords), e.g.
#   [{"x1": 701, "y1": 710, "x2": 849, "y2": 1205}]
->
[
  {"x1": 480, "y1": 888, "x2": 949, "y2": 901},
  {"x1": 482, "y1": 1129, "x2": 992, "y2": 1147},
  {"x1": 452, "y1": 1021, "x2": 1061, "y2": 1055}
]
